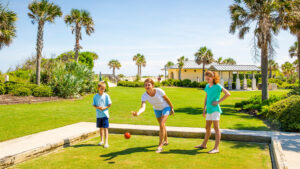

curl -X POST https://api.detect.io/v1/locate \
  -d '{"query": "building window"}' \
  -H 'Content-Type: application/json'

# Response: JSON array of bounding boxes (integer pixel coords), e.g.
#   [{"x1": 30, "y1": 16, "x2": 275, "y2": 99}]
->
[
  {"x1": 184, "y1": 69, "x2": 187, "y2": 72},
  {"x1": 194, "y1": 70, "x2": 196, "y2": 72}
]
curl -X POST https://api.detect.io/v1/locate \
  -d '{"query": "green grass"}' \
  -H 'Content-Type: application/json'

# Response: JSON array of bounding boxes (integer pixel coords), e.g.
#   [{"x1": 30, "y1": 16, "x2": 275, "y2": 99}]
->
[
  {"x1": 13, "y1": 134, "x2": 272, "y2": 169},
  {"x1": 0, "y1": 87, "x2": 289, "y2": 142}
]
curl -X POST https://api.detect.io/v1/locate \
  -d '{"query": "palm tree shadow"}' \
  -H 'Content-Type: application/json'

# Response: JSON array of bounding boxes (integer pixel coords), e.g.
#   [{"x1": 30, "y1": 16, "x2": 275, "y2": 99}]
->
[
  {"x1": 100, "y1": 145, "x2": 156, "y2": 161},
  {"x1": 160, "y1": 148, "x2": 207, "y2": 155}
]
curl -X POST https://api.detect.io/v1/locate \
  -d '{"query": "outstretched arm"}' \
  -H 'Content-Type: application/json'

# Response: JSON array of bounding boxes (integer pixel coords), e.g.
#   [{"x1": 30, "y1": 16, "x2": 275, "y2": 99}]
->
[
  {"x1": 162, "y1": 95, "x2": 175, "y2": 116},
  {"x1": 132, "y1": 102, "x2": 146, "y2": 116}
]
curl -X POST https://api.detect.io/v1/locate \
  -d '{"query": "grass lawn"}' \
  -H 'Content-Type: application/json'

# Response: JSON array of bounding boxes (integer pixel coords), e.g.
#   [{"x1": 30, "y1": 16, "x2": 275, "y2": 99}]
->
[
  {"x1": 13, "y1": 134, "x2": 272, "y2": 169},
  {"x1": 0, "y1": 87, "x2": 288, "y2": 141}
]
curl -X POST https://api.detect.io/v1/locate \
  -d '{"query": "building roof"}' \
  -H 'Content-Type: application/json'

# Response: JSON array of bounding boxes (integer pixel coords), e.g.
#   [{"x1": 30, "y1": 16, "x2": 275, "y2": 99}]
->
[
  {"x1": 164, "y1": 60, "x2": 217, "y2": 70},
  {"x1": 208, "y1": 65, "x2": 260, "y2": 71}
]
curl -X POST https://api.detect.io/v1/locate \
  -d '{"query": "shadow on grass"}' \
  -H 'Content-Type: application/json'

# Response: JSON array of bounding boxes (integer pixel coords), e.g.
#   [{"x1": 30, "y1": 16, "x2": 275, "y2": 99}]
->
[
  {"x1": 100, "y1": 145, "x2": 156, "y2": 161},
  {"x1": 174, "y1": 107, "x2": 203, "y2": 115},
  {"x1": 231, "y1": 123, "x2": 270, "y2": 131},
  {"x1": 160, "y1": 148, "x2": 207, "y2": 155},
  {"x1": 229, "y1": 141, "x2": 267, "y2": 150},
  {"x1": 72, "y1": 144, "x2": 98, "y2": 148}
]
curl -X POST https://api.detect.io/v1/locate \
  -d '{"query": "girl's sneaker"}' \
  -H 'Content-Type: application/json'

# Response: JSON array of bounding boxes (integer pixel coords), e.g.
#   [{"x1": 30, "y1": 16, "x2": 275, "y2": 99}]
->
[
  {"x1": 104, "y1": 144, "x2": 109, "y2": 148},
  {"x1": 98, "y1": 142, "x2": 104, "y2": 146}
]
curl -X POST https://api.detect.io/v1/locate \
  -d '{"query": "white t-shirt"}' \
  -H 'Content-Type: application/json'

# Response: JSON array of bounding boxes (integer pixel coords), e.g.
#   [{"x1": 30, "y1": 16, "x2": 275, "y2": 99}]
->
[{"x1": 141, "y1": 88, "x2": 170, "y2": 110}]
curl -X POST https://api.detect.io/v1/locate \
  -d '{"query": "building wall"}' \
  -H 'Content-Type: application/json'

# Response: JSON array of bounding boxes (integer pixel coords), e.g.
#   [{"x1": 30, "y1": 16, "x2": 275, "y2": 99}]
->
[{"x1": 168, "y1": 69, "x2": 232, "y2": 82}]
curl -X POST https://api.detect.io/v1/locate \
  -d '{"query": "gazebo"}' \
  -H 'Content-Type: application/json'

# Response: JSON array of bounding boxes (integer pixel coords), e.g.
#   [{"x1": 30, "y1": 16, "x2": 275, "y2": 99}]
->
[{"x1": 208, "y1": 65, "x2": 260, "y2": 90}]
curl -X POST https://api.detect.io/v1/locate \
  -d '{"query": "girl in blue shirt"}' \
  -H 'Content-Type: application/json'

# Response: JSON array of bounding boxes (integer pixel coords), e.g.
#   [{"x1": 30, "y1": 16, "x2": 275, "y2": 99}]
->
[{"x1": 195, "y1": 71, "x2": 230, "y2": 154}]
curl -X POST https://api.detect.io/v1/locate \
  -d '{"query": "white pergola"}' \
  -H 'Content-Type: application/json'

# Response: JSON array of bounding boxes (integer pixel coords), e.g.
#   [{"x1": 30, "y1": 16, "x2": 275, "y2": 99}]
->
[{"x1": 209, "y1": 65, "x2": 261, "y2": 90}]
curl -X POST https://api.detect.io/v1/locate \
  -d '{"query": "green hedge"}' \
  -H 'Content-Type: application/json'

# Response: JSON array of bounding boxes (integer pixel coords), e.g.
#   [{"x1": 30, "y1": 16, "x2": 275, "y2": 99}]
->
[
  {"x1": 266, "y1": 95, "x2": 300, "y2": 132},
  {"x1": 0, "y1": 83, "x2": 5, "y2": 95},
  {"x1": 161, "y1": 79, "x2": 207, "y2": 88},
  {"x1": 12, "y1": 87, "x2": 32, "y2": 96},
  {"x1": 33, "y1": 86, "x2": 52, "y2": 97},
  {"x1": 117, "y1": 81, "x2": 161, "y2": 87},
  {"x1": 234, "y1": 95, "x2": 283, "y2": 113}
]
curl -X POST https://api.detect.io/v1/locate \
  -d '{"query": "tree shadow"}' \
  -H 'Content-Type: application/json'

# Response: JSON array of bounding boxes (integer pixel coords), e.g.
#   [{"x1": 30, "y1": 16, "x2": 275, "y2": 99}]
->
[
  {"x1": 100, "y1": 145, "x2": 156, "y2": 161},
  {"x1": 174, "y1": 107, "x2": 203, "y2": 115},
  {"x1": 160, "y1": 148, "x2": 207, "y2": 155},
  {"x1": 72, "y1": 144, "x2": 98, "y2": 148},
  {"x1": 229, "y1": 141, "x2": 267, "y2": 150},
  {"x1": 232, "y1": 123, "x2": 270, "y2": 131}
]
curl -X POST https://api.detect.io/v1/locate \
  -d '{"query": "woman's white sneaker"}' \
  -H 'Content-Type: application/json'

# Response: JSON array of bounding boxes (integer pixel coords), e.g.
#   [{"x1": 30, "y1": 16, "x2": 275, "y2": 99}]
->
[{"x1": 104, "y1": 144, "x2": 109, "y2": 148}]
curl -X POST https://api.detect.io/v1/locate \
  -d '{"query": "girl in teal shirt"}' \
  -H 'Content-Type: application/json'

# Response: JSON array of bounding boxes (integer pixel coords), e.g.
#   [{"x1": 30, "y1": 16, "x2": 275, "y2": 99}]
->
[{"x1": 195, "y1": 71, "x2": 231, "y2": 154}]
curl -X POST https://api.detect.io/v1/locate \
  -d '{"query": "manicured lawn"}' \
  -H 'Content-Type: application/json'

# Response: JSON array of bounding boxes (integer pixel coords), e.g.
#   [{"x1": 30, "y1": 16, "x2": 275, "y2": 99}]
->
[
  {"x1": 13, "y1": 134, "x2": 272, "y2": 169},
  {"x1": 0, "y1": 87, "x2": 288, "y2": 141}
]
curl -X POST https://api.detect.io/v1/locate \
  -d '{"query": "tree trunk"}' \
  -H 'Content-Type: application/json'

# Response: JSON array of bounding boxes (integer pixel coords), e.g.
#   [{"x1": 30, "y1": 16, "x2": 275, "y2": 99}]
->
[
  {"x1": 261, "y1": 42, "x2": 269, "y2": 101},
  {"x1": 269, "y1": 69, "x2": 272, "y2": 78},
  {"x1": 35, "y1": 21, "x2": 44, "y2": 85},
  {"x1": 139, "y1": 66, "x2": 142, "y2": 77},
  {"x1": 74, "y1": 23, "x2": 81, "y2": 62},
  {"x1": 179, "y1": 69, "x2": 181, "y2": 80},
  {"x1": 113, "y1": 67, "x2": 115, "y2": 83},
  {"x1": 298, "y1": 31, "x2": 300, "y2": 86},
  {"x1": 202, "y1": 58, "x2": 206, "y2": 81}
]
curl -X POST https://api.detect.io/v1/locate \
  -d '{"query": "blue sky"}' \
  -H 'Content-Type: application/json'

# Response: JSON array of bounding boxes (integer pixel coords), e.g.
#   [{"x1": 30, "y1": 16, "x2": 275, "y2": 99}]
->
[{"x1": 0, "y1": 0, "x2": 297, "y2": 76}]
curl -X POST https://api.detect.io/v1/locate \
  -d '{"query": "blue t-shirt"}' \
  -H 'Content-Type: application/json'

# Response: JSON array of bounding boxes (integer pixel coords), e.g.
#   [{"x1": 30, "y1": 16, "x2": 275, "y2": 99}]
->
[
  {"x1": 204, "y1": 83, "x2": 223, "y2": 114},
  {"x1": 92, "y1": 93, "x2": 112, "y2": 118}
]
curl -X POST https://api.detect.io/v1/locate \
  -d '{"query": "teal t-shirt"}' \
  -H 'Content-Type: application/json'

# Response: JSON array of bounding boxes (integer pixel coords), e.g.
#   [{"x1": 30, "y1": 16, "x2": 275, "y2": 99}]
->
[
  {"x1": 92, "y1": 93, "x2": 112, "y2": 118},
  {"x1": 204, "y1": 83, "x2": 223, "y2": 114}
]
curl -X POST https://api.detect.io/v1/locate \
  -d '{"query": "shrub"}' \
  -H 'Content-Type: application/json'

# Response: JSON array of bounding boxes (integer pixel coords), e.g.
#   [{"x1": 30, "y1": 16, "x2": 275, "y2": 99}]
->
[
  {"x1": 12, "y1": 87, "x2": 32, "y2": 96},
  {"x1": 50, "y1": 62, "x2": 94, "y2": 98},
  {"x1": 234, "y1": 95, "x2": 283, "y2": 114},
  {"x1": 104, "y1": 80, "x2": 109, "y2": 92},
  {"x1": 287, "y1": 86, "x2": 300, "y2": 96},
  {"x1": 32, "y1": 86, "x2": 52, "y2": 97},
  {"x1": 4, "y1": 81, "x2": 20, "y2": 94},
  {"x1": 198, "y1": 81, "x2": 208, "y2": 88},
  {"x1": 181, "y1": 79, "x2": 192, "y2": 87},
  {"x1": 266, "y1": 95, "x2": 300, "y2": 131},
  {"x1": 0, "y1": 83, "x2": 5, "y2": 94},
  {"x1": 117, "y1": 81, "x2": 144, "y2": 87}
]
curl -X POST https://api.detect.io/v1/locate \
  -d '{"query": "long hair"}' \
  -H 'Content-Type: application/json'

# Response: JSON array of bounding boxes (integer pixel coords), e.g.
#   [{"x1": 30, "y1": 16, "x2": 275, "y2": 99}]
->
[{"x1": 205, "y1": 71, "x2": 220, "y2": 84}]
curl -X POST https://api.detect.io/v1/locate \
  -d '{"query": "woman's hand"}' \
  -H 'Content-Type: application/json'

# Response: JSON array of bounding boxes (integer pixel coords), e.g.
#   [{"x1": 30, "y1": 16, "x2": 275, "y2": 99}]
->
[
  {"x1": 97, "y1": 106, "x2": 105, "y2": 111},
  {"x1": 202, "y1": 110, "x2": 206, "y2": 118},
  {"x1": 170, "y1": 108, "x2": 175, "y2": 116}
]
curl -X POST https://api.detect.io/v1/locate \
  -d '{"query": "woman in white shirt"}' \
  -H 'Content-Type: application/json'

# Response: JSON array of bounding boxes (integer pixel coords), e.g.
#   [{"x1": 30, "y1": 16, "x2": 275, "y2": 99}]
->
[{"x1": 132, "y1": 78, "x2": 174, "y2": 153}]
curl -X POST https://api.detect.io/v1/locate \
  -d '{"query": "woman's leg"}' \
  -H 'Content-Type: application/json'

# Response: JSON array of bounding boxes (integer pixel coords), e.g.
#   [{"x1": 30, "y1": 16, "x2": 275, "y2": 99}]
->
[
  {"x1": 157, "y1": 115, "x2": 168, "y2": 148},
  {"x1": 195, "y1": 120, "x2": 212, "y2": 148},
  {"x1": 164, "y1": 124, "x2": 168, "y2": 144},
  {"x1": 212, "y1": 120, "x2": 221, "y2": 150}
]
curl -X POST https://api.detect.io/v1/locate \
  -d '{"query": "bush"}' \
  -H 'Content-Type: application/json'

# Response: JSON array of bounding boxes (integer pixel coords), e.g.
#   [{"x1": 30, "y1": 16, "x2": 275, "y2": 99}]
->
[
  {"x1": 104, "y1": 80, "x2": 109, "y2": 92},
  {"x1": 117, "y1": 81, "x2": 144, "y2": 87},
  {"x1": 12, "y1": 87, "x2": 32, "y2": 96},
  {"x1": 181, "y1": 79, "x2": 192, "y2": 87},
  {"x1": 0, "y1": 83, "x2": 5, "y2": 94},
  {"x1": 287, "y1": 86, "x2": 300, "y2": 96},
  {"x1": 32, "y1": 86, "x2": 52, "y2": 97},
  {"x1": 4, "y1": 81, "x2": 20, "y2": 94},
  {"x1": 234, "y1": 95, "x2": 283, "y2": 113},
  {"x1": 266, "y1": 95, "x2": 300, "y2": 131}
]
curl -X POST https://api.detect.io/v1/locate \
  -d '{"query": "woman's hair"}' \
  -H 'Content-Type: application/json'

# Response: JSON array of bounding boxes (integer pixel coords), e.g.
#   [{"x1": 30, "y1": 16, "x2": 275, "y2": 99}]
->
[
  {"x1": 205, "y1": 71, "x2": 220, "y2": 84},
  {"x1": 144, "y1": 78, "x2": 155, "y2": 86}
]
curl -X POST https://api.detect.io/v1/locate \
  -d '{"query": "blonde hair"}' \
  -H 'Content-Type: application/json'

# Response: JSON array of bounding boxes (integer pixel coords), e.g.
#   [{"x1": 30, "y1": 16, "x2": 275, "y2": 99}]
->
[
  {"x1": 205, "y1": 71, "x2": 220, "y2": 84},
  {"x1": 98, "y1": 81, "x2": 106, "y2": 89}
]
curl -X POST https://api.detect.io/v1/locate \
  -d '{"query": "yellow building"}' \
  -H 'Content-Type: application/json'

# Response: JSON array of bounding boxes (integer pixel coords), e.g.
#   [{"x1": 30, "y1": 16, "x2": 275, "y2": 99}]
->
[{"x1": 165, "y1": 60, "x2": 260, "y2": 90}]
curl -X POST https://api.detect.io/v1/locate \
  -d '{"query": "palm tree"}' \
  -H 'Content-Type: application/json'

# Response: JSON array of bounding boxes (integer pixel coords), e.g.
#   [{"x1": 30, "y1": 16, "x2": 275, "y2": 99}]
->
[
  {"x1": 0, "y1": 3, "x2": 17, "y2": 49},
  {"x1": 133, "y1": 53, "x2": 146, "y2": 78},
  {"x1": 165, "y1": 61, "x2": 174, "y2": 67},
  {"x1": 229, "y1": 0, "x2": 282, "y2": 100},
  {"x1": 65, "y1": 9, "x2": 94, "y2": 62},
  {"x1": 216, "y1": 57, "x2": 223, "y2": 64},
  {"x1": 282, "y1": 1, "x2": 300, "y2": 85},
  {"x1": 194, "y1": 46, "x2": 214, "y2": 81},
  {"x1": 293, "y1": 59, "x2": 299, "y2": 77},
  {"x1": 108, "y1": 59, "x2": 121, "y2": 82},
  {"x1": 177, "y1": 56, "x2": 188, "y2": 80},
  {"x1": 268, "y1": 60, "x2": 279, "y2": 78},
  {"x1": 281, "y1": 61, "x2": 295, "y2": 80},
  {"x1": 222, "y1": 58, "x2": 237, "y2": 65},
  {"x1": 28, "y1": 0, "x2": 62, "y2": 85}
]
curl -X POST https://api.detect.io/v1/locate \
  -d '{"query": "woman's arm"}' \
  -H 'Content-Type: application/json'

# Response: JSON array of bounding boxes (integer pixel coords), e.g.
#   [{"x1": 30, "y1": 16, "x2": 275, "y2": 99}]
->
[
  {"x1": 203, "y1": 93, "x2": 207, "y2": 118},
  {"x1": 132, "y1": 102, "x2": 146, "y2": 116},
  {"x1": 162, "y1": 95, "x2": 175, "y2": 115},
  {"x1": 213, "y1": 88, "x2": 231, "y2": 106}
]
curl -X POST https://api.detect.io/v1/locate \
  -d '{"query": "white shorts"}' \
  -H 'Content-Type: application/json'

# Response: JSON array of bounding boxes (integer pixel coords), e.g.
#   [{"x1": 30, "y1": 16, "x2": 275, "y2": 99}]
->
[{"x1": 206, "y1": 112, "x2": 220, "y2": 121}]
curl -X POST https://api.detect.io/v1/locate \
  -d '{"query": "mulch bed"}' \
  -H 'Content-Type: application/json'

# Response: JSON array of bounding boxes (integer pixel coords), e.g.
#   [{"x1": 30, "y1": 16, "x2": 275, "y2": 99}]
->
[{"x1": 0, "y1": 94, "x2": 79, "y2": 105}]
